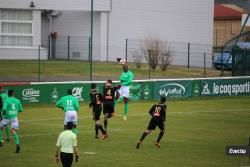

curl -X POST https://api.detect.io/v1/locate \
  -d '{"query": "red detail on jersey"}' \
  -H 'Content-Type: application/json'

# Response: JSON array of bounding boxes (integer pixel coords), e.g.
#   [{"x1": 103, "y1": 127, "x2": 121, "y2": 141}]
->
[
  {"x1": 153, "y1": 113, "x2": 160, "y2": 117},
  {"x1": 105, "y1": 96, "x2": 113, "y2": 100}
]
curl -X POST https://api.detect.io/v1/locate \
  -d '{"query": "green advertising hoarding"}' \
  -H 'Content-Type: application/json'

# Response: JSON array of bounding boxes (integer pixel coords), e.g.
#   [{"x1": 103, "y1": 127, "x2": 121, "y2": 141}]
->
[
  {"x1": 2, "y1": 77, "x2": 250, "y2": 104},
  {"x1": 4, "y1": 81, "x2": 154, "y2": 104},
  {"x1": 129, "y1": 81, "x2": 154, "y2": 101},
  {"x1": 5, "y1": 83, "x2": 91, "y2": 104},
  {"x1": 199, "y1": 78, "x2": 250, "y2": 97},
  {"x1": 154, "y1": 80, "x2": 193, "y2": 99}
]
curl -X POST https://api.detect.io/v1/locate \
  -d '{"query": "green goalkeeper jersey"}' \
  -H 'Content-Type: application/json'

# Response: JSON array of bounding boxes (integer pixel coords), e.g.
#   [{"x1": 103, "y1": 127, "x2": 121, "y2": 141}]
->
[
  {"x1": 2, "y1": 97, "x2": 23, "y2": 119},
  {"x1": 0, "y1": 92, "x2": 8, "y2": 112},
  {"x1": 119, "y1": 70, "x2": 134, "y2": 86},
  {"x1": 56, "y1": 95, "x2": 79, "y2": 112}
]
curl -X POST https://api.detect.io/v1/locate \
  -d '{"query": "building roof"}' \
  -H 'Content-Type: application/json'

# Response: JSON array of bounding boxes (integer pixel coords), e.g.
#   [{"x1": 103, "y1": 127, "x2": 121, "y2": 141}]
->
[{"x1": 214, "y1": 4, "x2": 242, "y2": 20}]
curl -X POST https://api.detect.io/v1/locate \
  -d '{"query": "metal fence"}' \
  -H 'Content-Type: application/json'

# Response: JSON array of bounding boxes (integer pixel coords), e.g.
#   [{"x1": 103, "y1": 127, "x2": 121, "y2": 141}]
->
[
  {"x1": 232, "y1": 48, "x2": 250, "y2": 76},
  {"x1": 49, "y1": 36, "x2": 90, "y2": 61},
  {"x1": 126, "y1": 38, "x2": 213, "y2": 68},
  {"x1": 0, "y1": 36, "x2": 232, "y2": 82}
]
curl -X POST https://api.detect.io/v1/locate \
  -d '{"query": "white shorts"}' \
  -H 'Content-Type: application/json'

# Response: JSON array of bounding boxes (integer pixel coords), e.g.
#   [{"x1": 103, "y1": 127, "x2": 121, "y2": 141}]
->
[
  {"x1": 118, "y1": 85, "x2": 130, "y2": 98},
  {"x1": 64, "y1": 111, "x2": 77, "y2": 125},
  {"x1": 0, "y1": 118, "x2": 19, "y2": 129}
]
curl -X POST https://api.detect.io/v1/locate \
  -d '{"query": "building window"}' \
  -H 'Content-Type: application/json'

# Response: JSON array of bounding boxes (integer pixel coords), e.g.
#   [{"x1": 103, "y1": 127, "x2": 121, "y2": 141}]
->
[{"x1": 0, "y1": 9, "x2": 33, "y2": 47}]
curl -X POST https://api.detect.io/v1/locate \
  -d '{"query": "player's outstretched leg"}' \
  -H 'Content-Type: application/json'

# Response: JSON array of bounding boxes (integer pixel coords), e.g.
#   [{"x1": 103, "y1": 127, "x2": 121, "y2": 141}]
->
[
  {"x1": 95, "y1": 124, "x2": 99, "y2": 138},
  {"x1": 0, "y1": 128, "x2": 3, "y2": 147},
  {"x1": 123, "y1": 97, "x2": 128, "y2": 121},
  {"x1": 104, "y1": 114, "x2": 108, "y2": 131},
  {"x1": 136, "y1": 130, "x2": 151, "y2": 149},
  {"x1": 12, "y1": 129, "x2": 20, "y2": 153},
  {"x1": 5, "y1": 126, "x2": 10, "y2": 141},
  {"x1": 72, "y1": 125, "x2": 78, "y2": 135},
  {"x1": 155, "y1": 130, "x2": 164, "y2": 148},
  {"x1": 96, "y1": 121, "x2": 108, "y2": 140}
]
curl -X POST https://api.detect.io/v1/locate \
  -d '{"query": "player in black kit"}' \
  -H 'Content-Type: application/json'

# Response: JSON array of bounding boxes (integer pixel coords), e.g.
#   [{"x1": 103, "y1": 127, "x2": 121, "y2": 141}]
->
[
  {"x1": 136, "y1": 97, "x2": 167, "y2": 149},
  {"x1": 89, "y1": 83, "x2": 108, "y2": 140},
  {"x1": 103, "y1": 80, "x2": 121, "y2": 131}
]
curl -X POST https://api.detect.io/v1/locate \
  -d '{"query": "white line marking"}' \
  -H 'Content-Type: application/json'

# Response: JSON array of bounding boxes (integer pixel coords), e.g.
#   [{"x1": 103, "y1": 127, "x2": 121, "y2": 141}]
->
[
  {"x1": 19, "y1": 128, "x2": 123, "y2": 138},
  {"x1": 24, "y1": 122, "x2": 90, "y2": 128},
  {"x1": 19, "y1": 108, "x2": 250, "y2": 122},
  {"x1": 84, "y1": 152, "x2": 96, "y2": 155}
]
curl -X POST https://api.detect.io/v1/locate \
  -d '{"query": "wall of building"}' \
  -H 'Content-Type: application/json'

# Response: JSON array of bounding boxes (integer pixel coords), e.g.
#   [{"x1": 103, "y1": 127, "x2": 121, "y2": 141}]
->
[
  {"x1": 0, "y1": 0, "x2": 214, "y2": 67},
  {"x1": 0, "y1": 47, "x2": 47, "y2": 60},
  {"x1": 0, "y1": 0, "x2": 111, "y2": 11},
  {"x1": 106, "y1": 0, "x2": 214, "y2": 67},
  {"x1": 49, "y1": 11, "x2": 101, "y2": 60},
  {"x1": 213, "y1": 20, "x2": 242, "y2": 47},
  {"x1": 0, "y1": 10, "x2": 43, "y2": 59}
]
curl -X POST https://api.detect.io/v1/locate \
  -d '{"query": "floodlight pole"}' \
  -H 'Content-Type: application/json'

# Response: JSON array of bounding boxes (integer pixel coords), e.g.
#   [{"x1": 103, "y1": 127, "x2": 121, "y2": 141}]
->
[{"x1": 89, "y1": 0, "x2": 94, "y2": 81}]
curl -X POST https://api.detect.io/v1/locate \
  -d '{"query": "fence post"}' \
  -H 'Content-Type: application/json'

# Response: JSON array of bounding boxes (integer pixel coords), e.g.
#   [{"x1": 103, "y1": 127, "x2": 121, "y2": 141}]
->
[
  {"x1": 67, "y1": 36, "x2": 70, "y2": 61},
  {"x1": 220, "y1": 46, "x2": 224, "y2": 76},
  {"x1": 204, "y1": 53, "x2": 206, "y2": 78},
  {"x1": 48, "y1": 35, "x2": 51, "y2": 60},
  {"x1": 88, "y1": 37, "x2": 91, "y2": 62},
  {"x1": 232, "y1": 48, "x2": 235, "y2": 76},
  {"x1": 38, "y1": 45, "x2": 41, "y2": 82},
  {"x1": 148, "y1": 50, "x2": 151, "y2": 80},
  {"x1": 125, "y1": 38, "x2": 128, "y2": 62},
  {"x1": 188, "y1": 42, "x2": 190, "y2": 69}
]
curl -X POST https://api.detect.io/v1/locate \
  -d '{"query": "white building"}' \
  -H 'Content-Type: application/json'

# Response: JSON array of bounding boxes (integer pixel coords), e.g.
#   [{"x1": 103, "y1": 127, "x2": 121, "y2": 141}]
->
[{"x1": 0, "y1": 0, "x2": 214, "y2": 67}]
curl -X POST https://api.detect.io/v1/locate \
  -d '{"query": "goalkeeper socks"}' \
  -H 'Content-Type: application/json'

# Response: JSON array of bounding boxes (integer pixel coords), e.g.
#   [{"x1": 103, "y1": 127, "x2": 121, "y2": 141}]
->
[
  {"x1": 139, "y1": 132, "x2": 148, "y2": 142},
  {"x1": 72, "y1": 128, "x2": 78, "y2": 135},
  {"x1": 5, "y1": 126, "x2": 10, "y2": 140},
  {"x1": 13, "y1": 133, "x2": 20, "y2": 145},
  {"x1": 104, "y1": 119, "x2": 108, "y2": 130},
  {"x1": 95, "y1": 125, "x2": 99, "y2": 136},
  {"x1": 124, "y1": 103, "x2": 128, "y2": 117},
  {"x1": 157, "y1": 131, "x2": 164, "y2": 143}
]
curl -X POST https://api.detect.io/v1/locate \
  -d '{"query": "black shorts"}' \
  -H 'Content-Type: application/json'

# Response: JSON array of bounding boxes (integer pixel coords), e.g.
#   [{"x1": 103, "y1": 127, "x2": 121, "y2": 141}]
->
[
  {"x1": 103, "y1": 103, "x2": 115, "y2": 114},
  {"x1": 147, "y1": 118, "x2": 165, "y2": 130},
  {"x1": 60, "y1": 152, "x2": 73, "y2": 167},
  {"x1": 93, "y1": 106, "x2": 102, "y2": 121}
]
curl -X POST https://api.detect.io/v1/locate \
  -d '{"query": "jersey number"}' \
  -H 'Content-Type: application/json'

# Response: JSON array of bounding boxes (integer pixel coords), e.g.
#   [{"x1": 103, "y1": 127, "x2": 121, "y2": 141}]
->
[
  {"x1": 12, "y1": 103, "x2": 16, "y2": 110},
  {"x1": 153, "y1": 107, "x2": 161, "y2": 116},
  {"x1": 96, "y1": 95, "x2": 101, "y2": 104},
  {"x1": 66, "y1": 100, "x2": 73, "y2": 107},
  {"x1": 107, "y1": 89, "x2": 112, "y2": 96}
]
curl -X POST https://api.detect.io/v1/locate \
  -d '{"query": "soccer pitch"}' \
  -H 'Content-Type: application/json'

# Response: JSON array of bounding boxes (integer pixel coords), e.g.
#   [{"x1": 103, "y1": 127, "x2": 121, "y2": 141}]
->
[{"x1": 0, "y1": 96, "x2": 250, "y2": 167}]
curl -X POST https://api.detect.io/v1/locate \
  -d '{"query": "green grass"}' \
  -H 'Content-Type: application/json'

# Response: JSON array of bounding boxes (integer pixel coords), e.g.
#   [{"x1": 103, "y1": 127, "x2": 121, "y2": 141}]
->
[
  {"x1": 0, "y1": 96, "x2": 249, "y2": 167},
  {"x1": 0, "y1": 60, "x2": 231, "y2": 81}
]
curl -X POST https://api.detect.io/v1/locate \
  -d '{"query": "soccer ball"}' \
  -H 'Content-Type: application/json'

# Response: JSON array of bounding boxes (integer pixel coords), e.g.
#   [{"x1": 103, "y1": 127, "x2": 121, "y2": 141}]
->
[{"x1": 119, "y1": 59, "x2": 126, "y2": 65}]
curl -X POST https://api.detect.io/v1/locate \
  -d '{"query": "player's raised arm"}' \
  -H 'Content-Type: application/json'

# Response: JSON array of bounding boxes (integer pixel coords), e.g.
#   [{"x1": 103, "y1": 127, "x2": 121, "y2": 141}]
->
[{"x1": 18, "y1": 100, "x2": 23, "y2": 113}]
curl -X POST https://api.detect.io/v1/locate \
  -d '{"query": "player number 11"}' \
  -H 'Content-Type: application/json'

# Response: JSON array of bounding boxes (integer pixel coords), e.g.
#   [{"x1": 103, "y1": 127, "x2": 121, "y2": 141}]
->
[{"x1": 67, "y1": 100, "x2": 73, "y2": 107}]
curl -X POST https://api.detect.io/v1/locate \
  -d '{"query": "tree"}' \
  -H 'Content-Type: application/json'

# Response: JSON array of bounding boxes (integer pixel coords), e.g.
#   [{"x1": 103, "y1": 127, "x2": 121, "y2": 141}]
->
[
  {"x1": 159, "y1": 41, "x2": 171, "y2": 71},
  {"x1": 142, "y1": 37, "x2": 160, "y2": 70}
]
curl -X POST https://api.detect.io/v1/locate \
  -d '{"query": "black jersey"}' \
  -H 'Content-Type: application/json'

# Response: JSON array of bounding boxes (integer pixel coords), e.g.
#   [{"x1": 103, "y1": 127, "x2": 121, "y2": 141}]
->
[
  {"x1": 89, "y1": 89, "x2": 103, "y2": 107},
  {"x1": 103, "y1": 86, "x2": 119, "y2": 105},
  {"x1": 149, "y1": 103, "x2": 167, "y2": 121}
]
